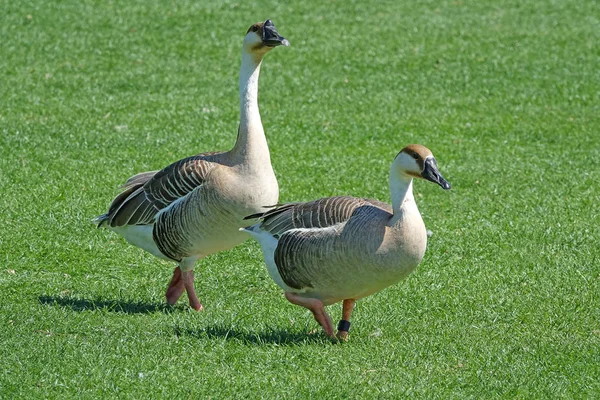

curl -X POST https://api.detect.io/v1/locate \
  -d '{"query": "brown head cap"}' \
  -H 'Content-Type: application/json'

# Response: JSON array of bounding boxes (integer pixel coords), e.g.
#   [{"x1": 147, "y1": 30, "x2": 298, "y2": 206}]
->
[
  {"x1": 397, "y1": 144, "x2": 433, "y2": 170},
  {"x1": 246, "y1": 22, "x2": 265, "y2": 35}
]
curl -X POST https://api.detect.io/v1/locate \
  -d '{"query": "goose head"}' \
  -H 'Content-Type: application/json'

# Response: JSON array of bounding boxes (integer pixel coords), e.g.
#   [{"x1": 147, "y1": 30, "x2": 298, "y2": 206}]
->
[
  {"x1": 244, "y1": 20, "x2": 289, "y2": 55},
  {"x1": 393, "y1": 144, "x2": 451, "y2": 190}
]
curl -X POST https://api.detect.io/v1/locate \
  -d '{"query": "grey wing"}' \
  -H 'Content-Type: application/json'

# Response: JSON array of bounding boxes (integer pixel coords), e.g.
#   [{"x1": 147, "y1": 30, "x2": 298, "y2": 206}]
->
[
  {"x1": 256, "y1": 196, "x2": 386, "y2": 237},
  {"x1": 123, "y1": 171, "x2": 160, "y2": 189},
  {"x1": 99, "y1": 152, "x2": 222, "y2": 227},
  {"x1": 151, "y1": 184, "x2": 210, "y2": 262},
  {"x1": 257, "y1": 196, "x2": 391, "y2": 290},
  {"x1": 96, "y1": 171, "x2": 158, "y2": 227},
  {"x1": 361, "y1": 198, "x2": 393, "y2": 213},
  {"x1": 274, "y1": 227, "x2": 340, "y2": 290},
  {"x1": 143, "y1": 152, "x2": 221, "y2": 208}
]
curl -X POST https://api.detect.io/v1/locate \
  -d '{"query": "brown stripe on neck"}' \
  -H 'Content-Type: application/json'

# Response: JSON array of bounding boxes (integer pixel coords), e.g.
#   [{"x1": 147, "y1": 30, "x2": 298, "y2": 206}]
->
[{"x1": 404, "y1": 171, "x2": 422, "y2": 179}]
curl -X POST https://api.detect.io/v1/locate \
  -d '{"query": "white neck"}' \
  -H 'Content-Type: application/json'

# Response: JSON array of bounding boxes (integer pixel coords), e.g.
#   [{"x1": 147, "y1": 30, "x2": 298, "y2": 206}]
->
[
  {"x1": 388, "y1": 167, "x2": 417, "y2": 226},
  {"x1": 231, "y1": 50, "x2": 270, "y2": 165}
]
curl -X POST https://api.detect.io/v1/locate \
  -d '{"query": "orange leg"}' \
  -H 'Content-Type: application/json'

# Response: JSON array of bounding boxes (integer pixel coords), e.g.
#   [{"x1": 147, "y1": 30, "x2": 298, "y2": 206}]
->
[
  {"x1": 285, "y1": 292, "x2": 334, "y2": 338},
  {"x1": 336, "y1": 299, "x2": 356, "y2": 342},
  {"x1": 165, "y1": 267, "x2": 185, "y2": 305}
]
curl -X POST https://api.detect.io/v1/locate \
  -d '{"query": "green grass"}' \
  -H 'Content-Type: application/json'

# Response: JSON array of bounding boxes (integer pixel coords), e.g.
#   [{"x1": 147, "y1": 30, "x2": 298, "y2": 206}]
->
[{"x1": 1, "y1": 0, "x2": 599, "y2": 397}]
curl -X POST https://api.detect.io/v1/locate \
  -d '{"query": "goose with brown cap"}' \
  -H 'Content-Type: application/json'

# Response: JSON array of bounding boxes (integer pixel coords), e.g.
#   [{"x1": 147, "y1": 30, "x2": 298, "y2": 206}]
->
[{"x1": 243, "y1": 145, "x2": 450, "y2": 340}]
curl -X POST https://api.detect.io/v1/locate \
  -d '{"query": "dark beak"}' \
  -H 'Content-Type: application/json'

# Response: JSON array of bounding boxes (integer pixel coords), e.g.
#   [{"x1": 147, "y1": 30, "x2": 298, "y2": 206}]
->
[
  {"x1": 421, "y1": 157, "x2": 451, "y2": 190},
  {"x1": 262, "y1": 19, "x2": 289, "y2": 47}
]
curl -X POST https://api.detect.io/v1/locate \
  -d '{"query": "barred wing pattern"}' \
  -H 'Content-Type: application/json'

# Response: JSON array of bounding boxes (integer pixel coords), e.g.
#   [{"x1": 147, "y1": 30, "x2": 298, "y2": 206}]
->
[
  {"x1": 256, "y1": 196, "x2": 392, "y2": 290},
  {"x1": 99, "y1": 152, "x2": 222, "y2": 228},
  {"x1": 143, "y1": 152, "x2": 222, "y2": 208},
  {"x1": 255, "y1": 196, "x2": 391, "y2": 237},
  {"x1": 97, "y1": 171, "x2": 158, "y2": 227}
]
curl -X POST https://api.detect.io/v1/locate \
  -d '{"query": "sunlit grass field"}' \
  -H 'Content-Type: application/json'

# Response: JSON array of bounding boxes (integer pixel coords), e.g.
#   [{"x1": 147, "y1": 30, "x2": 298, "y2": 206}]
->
[{"x1": 1, "y1": 0, "x2": 599, "y2": 397}]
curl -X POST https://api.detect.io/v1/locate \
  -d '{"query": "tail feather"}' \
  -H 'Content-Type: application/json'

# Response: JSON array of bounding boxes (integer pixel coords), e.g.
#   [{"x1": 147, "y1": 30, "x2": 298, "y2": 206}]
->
[
  {"x1": 240, "y1": 224, "x2": 259, "y2": 233},
  {"x1": 240, "y1": 223, "x2": 275, "y2": 244},
  {"x1": 93, "y1": 214, "x2": 109, "y2": 228},
  {"x1": 122, "y1": 170, "x2": 159, "y2": 189},
  {"x1": 243, "y1": 203, "x2": 292, "y2": 221},
  {"x1": 96, "y1": 170, "x2": 158, "y2": 228}
]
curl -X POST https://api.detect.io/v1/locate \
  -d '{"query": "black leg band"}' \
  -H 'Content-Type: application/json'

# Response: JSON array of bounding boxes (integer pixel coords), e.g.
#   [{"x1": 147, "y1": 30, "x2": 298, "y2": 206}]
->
[{"x1": 337, "y1": 320, "x2": 351, "y2": 332}]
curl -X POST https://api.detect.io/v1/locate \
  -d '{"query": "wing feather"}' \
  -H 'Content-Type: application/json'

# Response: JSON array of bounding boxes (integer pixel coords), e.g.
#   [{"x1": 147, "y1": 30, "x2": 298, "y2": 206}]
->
[
  {"x1": 250, "y1": 196, "x2": 392, "y2": 291},
  {"x1": 252, "y1": 196, "x2": 389, "y2": 238},
  {"x1": 122, "y1": 171, "x2": 160, "y2": 189},
  {"x1": 99, "y1": 152, "x2": 223, "y2": 227}
]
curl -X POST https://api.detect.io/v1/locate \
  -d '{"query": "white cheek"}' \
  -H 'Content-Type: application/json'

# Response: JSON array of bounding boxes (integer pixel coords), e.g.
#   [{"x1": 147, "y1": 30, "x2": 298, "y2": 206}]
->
[
  {"x1": 398, "y1": 154, "x2": 422, "y2": 175},
  {"x1": 243, "y1": 33, "x2": 262, "y2": 48}
]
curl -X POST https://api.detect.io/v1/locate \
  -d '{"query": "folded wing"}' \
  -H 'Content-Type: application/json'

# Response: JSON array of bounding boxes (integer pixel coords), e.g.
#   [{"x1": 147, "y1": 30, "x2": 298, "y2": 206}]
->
[
  {"x1": 251, "y1": 196, "x2": 392, "y2": 290},
  {"x1": 98, "y1": 152, "x2": 222, "y2": 228}
]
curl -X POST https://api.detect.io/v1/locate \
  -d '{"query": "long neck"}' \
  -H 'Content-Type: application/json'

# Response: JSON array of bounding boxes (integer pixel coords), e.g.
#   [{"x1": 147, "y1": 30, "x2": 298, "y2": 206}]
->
[
  {"x1": 388, "y1": 167, "x2": 417, "y2": 226},
  {"x1": 231, "y1": 50, "x2": 270, "y2": 164}
]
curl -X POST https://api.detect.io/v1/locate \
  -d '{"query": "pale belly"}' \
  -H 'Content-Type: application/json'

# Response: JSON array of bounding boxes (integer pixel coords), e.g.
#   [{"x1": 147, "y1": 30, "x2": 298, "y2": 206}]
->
[
  {"x1": 189, "y1": 224, "x2": 249, "y2": 256},
  {"x1": 111, "y1": 216, "x2": 251, "y2": 263},
  {"x1": 280, "y1": 227, "x2": 426, "y2": 306},
  {"x1": 110, "y1": 225, "x2": 170, "y2": 260},
  {"x1": 298, "y1": 266, "x2": 418, "y2": 306}
]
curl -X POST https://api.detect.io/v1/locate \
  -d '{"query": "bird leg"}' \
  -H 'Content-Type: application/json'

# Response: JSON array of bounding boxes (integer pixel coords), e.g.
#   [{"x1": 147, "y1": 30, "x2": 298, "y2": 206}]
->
[
  {"x1": 165, "y1": 267, "x2": 185, "y2": 305},
  {"x1": 181, "y1": 270, "x2": 203, "y2": 311},
  {"x1": 284, "y1": 292, "x2": 334, "y2": 338},
  {"x1": 336, "y1": 299, "x2": 356, "y2": 342}
]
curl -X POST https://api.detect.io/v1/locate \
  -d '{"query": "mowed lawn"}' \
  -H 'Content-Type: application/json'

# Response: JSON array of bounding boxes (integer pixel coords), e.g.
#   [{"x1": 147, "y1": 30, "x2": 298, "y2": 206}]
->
[{"x1": 1, "y1": 0, "x2": 599, "y2": 397}]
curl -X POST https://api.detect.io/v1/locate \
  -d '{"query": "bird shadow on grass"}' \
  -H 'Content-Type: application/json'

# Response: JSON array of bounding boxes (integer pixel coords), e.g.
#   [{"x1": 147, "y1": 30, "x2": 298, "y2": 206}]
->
[
  {"x1": 38, "y1": 295, "x2": 185, "y2": 314},
  {"x1": 176, "y1": 325, "x2": 334, "y2": 346}
]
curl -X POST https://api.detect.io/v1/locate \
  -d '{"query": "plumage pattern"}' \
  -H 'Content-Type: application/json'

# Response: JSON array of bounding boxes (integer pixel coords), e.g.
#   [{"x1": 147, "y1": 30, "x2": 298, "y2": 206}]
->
[
  {"x1": 244, "y1": 145, "x2": 450, "y2": 339},
  {"x1": 144, "y1": 153, "x2": 222, "y2": 209},
  {"x1": 249, "y1": 196, "x2": 393, "y2": 292},
  {"x1": 123, "y1": 171, "x2": 160, "y2": 189},
  {"x1": 249, "y1": 196, "x2": 391, "y2": 238},
  {"x1": 95, "y1": 19, "x2": 288, "y2": 311},
  {"x1": 96, "y1": 152, "x2": 222, "y2": 229},
  {"x1": 152, "y1": 183, "x2": 212, "y2": 262}
]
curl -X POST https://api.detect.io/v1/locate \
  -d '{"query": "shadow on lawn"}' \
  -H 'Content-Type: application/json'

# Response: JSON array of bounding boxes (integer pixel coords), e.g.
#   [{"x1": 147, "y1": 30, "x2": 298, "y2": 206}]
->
[
  {"x1": 176, "y1": 325, "x2": 332, "y2": 345},
  {"x1": 38, "y1": 295, "x2": 183, "y2": 314}
]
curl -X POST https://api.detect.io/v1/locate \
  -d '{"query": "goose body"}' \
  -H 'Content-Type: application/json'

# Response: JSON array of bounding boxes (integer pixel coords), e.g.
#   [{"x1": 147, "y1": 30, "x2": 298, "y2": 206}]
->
[
  {"x1": 95, "y1": 20, "x2": 289, "y2": 310},
  {"x1": 244, "y1": 144, "x2": 451, "y2": 339}
]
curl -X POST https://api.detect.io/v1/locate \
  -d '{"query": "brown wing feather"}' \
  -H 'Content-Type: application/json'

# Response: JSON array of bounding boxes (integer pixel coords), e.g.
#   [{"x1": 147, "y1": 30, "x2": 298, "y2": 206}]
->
[
  {"x1": 144, "y1": 152, "x2": 221, "y2": 208},
  {"x1": 99, "y1": 152, "x2": 222, "y2": 227},
  {"x1": 252, "y1": 196, "x2": 391, "y2": 238},
  {"x1": 111, "y1": 189, "x2": 155, "y2": 226},
  {"x1": 96, "y1": 176, "x2": 153, "y2": 227},
  {"x1": 274, "y1": 229, "x2": 333, "y2": 290},
  {"x1": 122, "y1": 171, "x2": 159, "y2": 189},
  {"x1": 253, "y1": 196, "x2": 392, "y2": 290}
]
